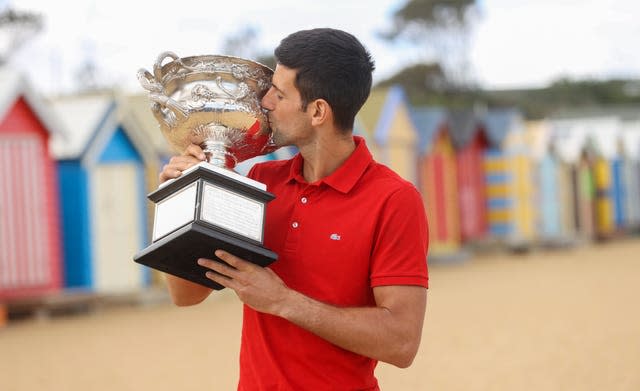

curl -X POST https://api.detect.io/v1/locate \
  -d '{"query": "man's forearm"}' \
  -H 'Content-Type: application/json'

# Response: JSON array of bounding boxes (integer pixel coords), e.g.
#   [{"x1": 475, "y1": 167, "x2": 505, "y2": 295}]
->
[
  {"x1": 164, "y1": 274, "x2": 213, "y2": 306},
  {"x1": 276, "y1": 286, "x2": 427, "y2": 368}
]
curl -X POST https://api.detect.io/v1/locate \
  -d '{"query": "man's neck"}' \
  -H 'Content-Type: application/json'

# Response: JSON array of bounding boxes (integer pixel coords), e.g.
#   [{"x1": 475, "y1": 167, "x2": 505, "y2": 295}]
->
[{"x1": 299, "y1": 133, "x2": 355, "y2": 183}]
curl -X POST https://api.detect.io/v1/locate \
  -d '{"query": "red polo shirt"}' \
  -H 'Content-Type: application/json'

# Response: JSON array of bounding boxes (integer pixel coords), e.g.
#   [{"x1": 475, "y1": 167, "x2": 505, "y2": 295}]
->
[{"x1": 240, "y1": 136, "x2": 428, "y2": 390}]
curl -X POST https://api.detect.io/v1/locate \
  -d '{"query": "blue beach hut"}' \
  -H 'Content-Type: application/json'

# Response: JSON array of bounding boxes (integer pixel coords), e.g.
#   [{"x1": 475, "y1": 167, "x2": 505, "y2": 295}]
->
[
  {"x1": 50, "y1": 94, "x2": 155, "y2": 293},
  {"x1": 525, "y1": 120, "x2": 576, "y2": 247}
]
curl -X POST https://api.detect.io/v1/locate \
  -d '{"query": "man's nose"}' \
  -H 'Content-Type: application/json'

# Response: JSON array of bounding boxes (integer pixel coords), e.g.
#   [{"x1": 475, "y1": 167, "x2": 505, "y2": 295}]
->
[{"x1": 261, "y1": 88, "x2": 274, "y2": 111}]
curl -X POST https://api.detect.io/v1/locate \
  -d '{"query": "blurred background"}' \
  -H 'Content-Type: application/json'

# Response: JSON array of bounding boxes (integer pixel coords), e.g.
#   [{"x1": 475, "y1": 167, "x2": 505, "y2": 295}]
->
[{"x1": 1, "y1": 0, "x2": 639, "y2": 390}]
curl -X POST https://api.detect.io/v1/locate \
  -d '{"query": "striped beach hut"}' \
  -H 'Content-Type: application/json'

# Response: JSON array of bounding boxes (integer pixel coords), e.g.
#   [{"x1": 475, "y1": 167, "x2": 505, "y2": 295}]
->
[
  {"x1": 410, "y1": 106, "x2": 462, "y2": 259},
  {"x1": 525, "y1": 120, "x2": 576, "y2": 246},
  {"x1": 358, "y1": 85, "x2": 419, "y2": 185},
  {"x1": 0, "y1": 69, "x2": 64, "y2": 299},
  {"x1": 482, "y1": 108, "x2": 536, "y2": 248},
  {"x1": 449, "y1": 110, "x2": 489, "y2": 243},
  {"x1": 50, "y1": 94, "x2": 155, "y2": 293},
  {"x1": 551, "y1": 115, "x2": 620, "y2": 240}
]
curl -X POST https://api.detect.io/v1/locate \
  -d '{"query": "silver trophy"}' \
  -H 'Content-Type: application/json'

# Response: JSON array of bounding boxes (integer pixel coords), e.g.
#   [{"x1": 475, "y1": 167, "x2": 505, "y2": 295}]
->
[{"x1": 133, "y1": 52, "x2": 278, "y2": 289}]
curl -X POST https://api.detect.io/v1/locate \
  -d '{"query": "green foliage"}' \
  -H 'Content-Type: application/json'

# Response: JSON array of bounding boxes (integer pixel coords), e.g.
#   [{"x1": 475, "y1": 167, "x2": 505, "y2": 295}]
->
[
  {"x1": 376, "y1": 62, "x2": 487, "y2": 108},
  {"x1": 377, "y1": 64, "x2": 640, "y2": 119},
  {"x1": 393, "y1": 0, "x2": 475, "y2": 27},
  {"x1": 487, "y1": 78, "x2": 640, "y2": 119}
]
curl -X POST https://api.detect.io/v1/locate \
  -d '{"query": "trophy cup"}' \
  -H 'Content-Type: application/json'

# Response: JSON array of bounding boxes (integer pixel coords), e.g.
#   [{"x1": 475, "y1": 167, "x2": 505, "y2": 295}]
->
[{"x1": 133, "y1": 52, "x2": 278, "y2": 289}]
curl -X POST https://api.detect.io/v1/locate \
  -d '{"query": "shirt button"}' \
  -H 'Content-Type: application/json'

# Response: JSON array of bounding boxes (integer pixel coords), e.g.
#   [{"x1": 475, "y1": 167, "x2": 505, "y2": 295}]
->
[
  {"x1": 292, "y1": 222, "x2": 299, "y2": 228},
  {"x1": 301, "y1": 197, "x2": 308, "y2": 204}
]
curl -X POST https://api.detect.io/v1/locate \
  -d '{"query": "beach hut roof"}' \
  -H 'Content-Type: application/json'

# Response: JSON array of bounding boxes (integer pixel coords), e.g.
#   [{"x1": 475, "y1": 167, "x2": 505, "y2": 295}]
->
[
  {"x1": 49, "y1": 93, "x2": 156, "y2": 166},
  {"x1": 0, "y1": 67, "x2": 66, "y2": 137},
  {"x1": 482, "y1": 108, "x2": 524, "y2": 148},
  {"x1": 410, "y1": 106, "x2": 448, "y2": 154},
  {"x1": 358, "y1": 85, "x2": 417, "y2": 145},
  {"x1": 448, "y1": 110, "x2": 483, "y2": 149},
  {"x1": 49, "y1": 93, "x2": 114, "y2": 160}
]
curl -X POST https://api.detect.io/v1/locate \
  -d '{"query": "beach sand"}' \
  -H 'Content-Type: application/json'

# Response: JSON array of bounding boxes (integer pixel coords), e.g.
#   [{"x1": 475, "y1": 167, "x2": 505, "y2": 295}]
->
[{"x1": 1, "y1": 238, "x2": 639, "y2": 390}]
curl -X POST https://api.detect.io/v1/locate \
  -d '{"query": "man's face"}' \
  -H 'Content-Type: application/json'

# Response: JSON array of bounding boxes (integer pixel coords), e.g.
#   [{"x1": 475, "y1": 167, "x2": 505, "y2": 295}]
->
[{"x1": 261, "y1": 64, "x2": 312, "y2": 147}]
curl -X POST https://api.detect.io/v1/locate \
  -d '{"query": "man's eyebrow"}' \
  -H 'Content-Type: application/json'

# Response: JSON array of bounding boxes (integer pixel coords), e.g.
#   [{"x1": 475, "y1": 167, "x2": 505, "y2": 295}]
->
[{"x1": 271, "y1": 81, "x2": 284, "y2": 94}]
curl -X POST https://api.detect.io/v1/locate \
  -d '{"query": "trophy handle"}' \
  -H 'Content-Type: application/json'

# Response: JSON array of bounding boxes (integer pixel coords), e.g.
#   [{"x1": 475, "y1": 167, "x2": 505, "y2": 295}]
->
[
  {"x1": 137, "y1": 69, "x2": 163, "y2": 93},
  {"x1": 153, "y1": 51, "x2": 200, "y2": 80},
  {"x1": 148, "y1": 92, "x2": 188, "y2": 128}
]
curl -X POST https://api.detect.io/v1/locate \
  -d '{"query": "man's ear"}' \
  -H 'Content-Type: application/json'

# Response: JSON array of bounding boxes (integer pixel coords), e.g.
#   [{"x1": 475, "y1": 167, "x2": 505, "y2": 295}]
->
[{"x1": 309, "y1": 99, "x2": 332, "y2": 127}]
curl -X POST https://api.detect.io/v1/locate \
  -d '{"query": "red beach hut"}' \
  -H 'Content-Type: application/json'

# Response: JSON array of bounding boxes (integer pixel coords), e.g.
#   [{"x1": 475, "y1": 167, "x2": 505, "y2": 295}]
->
[
  {"x1": 450, "y1": 111, "x2": 489, "y2": 243},
  {"x1": 0, "y1": 69, "x2": 64, "y2": 299}
]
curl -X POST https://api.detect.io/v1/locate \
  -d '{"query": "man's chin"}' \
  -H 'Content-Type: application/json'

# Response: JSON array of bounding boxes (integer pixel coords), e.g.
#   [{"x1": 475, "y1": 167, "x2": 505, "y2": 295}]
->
[{"x1": 271, "y1": 132, "x2": 286, "y2": 148}]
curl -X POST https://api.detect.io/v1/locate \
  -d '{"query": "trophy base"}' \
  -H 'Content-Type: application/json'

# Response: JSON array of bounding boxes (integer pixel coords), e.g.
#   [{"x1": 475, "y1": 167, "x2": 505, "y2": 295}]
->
[{"x1": 133, "y1": 221, "x2": 278, "y2": 290}]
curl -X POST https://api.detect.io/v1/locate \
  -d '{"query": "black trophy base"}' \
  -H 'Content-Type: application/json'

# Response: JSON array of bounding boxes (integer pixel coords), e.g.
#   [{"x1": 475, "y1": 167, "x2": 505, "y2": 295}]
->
[{"x1": 133, "y1": 222, "x2": 278, "y2": 290}]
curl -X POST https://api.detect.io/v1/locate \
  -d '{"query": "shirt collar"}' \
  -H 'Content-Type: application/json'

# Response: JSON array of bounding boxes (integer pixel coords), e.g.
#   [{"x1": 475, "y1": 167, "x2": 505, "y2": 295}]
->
[{"x1": 286, "y1": 136, "x2": 373, "y2": 194}]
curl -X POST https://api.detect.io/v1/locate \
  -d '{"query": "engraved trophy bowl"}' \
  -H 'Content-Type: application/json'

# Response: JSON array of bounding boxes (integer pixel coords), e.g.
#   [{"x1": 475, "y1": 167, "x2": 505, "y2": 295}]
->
[
  {"x1": 137, "y1": 51, "x2": 277, "y2": 168},
  {"x1": 133, "y1": 52, "x2": 279, "y2": 290}
]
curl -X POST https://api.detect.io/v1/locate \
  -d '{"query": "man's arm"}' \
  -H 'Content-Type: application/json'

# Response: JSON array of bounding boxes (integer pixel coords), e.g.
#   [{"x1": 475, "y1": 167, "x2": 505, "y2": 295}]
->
[
  {"x1": 164, "y1": 275, "x2": 213, "y2": 306},
  {"x1": 198, "y1": 250, "x2": 427, "y2": 368},
  {"x1": 282, "y1": 284, "x2": 427, "y2": 368}
]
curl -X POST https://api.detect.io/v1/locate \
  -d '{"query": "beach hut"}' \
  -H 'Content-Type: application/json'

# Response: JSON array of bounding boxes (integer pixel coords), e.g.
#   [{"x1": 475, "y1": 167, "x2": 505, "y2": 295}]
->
[
  {"x1": 482, "y1": 108, "x2": 536, "y2": 248},
  {"x1": 358, "y1": 85, "x2": 420, "y2": 185},
  {"x1": 0, "y1": 69, "x2": 65, "y2": 299},
  {"x1": 611, "y1": 141, "x2": 626, "y2": 231},
  {"x1": 410, "y1": 106, "x2": 462, "y2": 259},
  {"x1": 619, "y1": 121, "x2": 640, "y2": 231},
  {"x1": 550, "y1": 115, "x2": 621, "y2": 240},
  {"x1": 525, "y1": 120, "x2": 576, "y2": 246},
  {"x1": 50, "y1": 94, "x2": 155, "y2": 293},
  {"x1": 119, "y1": 93, "x2": 171, "y2": 238},
  {"x1": 449, "y1": 110, "x2": 489, "y2": 243}
]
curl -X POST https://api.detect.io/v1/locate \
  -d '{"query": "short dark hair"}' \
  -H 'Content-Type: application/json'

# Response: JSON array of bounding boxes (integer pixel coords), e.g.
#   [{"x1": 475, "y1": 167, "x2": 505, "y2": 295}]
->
[{"x1": 274, "y1": 28, "x2": 375, "y2": 132}]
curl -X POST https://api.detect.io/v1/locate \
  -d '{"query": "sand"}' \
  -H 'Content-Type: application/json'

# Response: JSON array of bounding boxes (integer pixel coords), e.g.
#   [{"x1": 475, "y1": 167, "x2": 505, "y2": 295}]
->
[{"x1": 1, "y1": 238, "x2": 639, "y2": 390}]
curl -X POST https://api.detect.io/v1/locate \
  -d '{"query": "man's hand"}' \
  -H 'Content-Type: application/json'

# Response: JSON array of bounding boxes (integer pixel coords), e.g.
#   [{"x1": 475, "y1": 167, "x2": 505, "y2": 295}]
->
[
  {"x1": 197, "y1": 250, "x2": 426, "y2": 368},
  {"x1": 198, "y1": 250, "x2": 291, "y2": 315},
  {"x1": 159, "y1": 144, "x2": 206, "y2": 183}
]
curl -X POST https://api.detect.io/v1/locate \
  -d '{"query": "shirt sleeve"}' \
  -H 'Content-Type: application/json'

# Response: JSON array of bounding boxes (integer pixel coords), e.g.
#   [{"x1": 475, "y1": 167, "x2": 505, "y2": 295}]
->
[{"x1": 369, "y1": 185, "x2": 429, "y2": 289}]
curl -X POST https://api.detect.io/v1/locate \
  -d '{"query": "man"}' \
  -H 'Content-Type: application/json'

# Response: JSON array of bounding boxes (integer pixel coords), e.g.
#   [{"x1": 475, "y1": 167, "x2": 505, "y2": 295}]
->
[{"x1": 160, "y1": 28, "x2": 429, "y2": 390}]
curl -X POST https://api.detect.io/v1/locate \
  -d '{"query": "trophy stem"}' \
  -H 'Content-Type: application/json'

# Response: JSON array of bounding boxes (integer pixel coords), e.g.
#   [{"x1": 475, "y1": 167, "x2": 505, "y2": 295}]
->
[{"x1": 203, "y1": 140, "x2": 236, "y2": 168}]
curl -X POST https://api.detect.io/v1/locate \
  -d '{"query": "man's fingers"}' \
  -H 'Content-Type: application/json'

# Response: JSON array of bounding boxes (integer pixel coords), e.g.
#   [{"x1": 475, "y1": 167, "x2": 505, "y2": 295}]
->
[
  {"x1": 204, "y1": 270, "x2": 234, "y2": 288},
  {"x1": 159, "y1": 155, "x2": 202, "y2": 182},
  {"x1": 184, "y1": 144, "x2": 206, "y2": 160},
  {"x1": 214, "y1": 250, "x2": 253, "y2": 271},
  {"x1": 159, "y1": 168, "x2": 182, "y2": 182},
  {"x1": 198, "y1": 257, "x2": 246, "y2": 290},
  {"x1": 198, "y1": 257, "x2": 239, "y2": 278}
]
